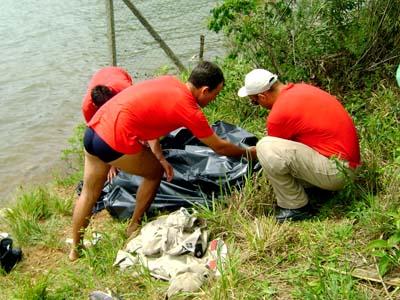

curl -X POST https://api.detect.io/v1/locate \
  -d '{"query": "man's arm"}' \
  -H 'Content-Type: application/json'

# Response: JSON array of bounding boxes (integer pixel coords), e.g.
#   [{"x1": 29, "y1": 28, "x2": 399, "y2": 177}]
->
[
  {"x1": 147, "y1": 139, "x2": 174, "y2": 182},
  {"x1": 199, "y1": 133, "x2": 257, "y2": 159}
]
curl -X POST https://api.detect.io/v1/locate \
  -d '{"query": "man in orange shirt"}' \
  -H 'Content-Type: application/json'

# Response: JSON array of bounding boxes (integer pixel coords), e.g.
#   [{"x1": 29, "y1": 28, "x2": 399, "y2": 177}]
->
[
  {"x1": 81, "y1": 66, "x2": 133, "y2": 123},
  {"x1": 238, "y1": 69, "x2": 360, "y2": 222},
  {"x1": 69, "y1": 61, "x2": 257, "y2": 261},
  {"x1": 81, "y1": 66, "x2": 133, "y2": 181}
]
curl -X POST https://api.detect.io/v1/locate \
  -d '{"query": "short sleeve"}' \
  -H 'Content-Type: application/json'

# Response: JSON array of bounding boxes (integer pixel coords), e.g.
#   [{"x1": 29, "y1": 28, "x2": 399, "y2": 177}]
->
[{"x1": 185, "y1": 109, "x2": 214, "y2": 139}]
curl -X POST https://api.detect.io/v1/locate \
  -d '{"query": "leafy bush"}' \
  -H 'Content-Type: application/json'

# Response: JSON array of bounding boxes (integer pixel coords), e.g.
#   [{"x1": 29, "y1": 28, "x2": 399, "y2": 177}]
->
[{"x1": 209, "y1": 0, "x2": 400, "y2": 95}]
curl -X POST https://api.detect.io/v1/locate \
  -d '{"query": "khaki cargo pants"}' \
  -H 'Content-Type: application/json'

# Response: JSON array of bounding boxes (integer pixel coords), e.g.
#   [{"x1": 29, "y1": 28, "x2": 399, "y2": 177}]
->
[{"x1": 256, "y1": 136, "x2": 353, "y2": 209}]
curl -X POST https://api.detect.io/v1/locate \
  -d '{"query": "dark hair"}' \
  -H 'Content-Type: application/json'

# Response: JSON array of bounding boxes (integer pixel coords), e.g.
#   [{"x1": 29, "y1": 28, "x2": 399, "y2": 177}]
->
[
  {"x1": 188, "y1": 61, "x2": 224, "y2": 91},
  {"x1": 91, "y1": 85, "x2": 116, "y2": 107},
  {"x1": 268, "y1": 80, "x2": 281, "y2": 93}
]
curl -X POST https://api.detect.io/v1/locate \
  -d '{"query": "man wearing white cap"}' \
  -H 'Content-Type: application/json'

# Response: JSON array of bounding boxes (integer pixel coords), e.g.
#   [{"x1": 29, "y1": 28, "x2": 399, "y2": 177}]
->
[{"x1": 238, "y1": 69, "x2": 361, "y2": 222}]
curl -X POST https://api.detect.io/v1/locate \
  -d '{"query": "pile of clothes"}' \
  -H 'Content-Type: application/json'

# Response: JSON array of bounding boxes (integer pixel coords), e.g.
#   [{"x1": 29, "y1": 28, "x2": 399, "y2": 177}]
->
[{"x1": 114, "y1": 208, "x2": 227, "y2": 298}]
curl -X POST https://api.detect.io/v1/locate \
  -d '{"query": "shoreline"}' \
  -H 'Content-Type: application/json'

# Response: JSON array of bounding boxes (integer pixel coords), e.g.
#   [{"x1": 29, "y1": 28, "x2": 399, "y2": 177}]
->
[{"x1": 0, "y1": 153, "x2": 70, "y2": 208}]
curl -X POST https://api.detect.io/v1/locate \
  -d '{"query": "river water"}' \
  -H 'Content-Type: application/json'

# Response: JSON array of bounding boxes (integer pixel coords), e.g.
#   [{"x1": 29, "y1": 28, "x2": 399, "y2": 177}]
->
[{"x1": 0, "y1": 0, "x2": 223, "y2": 206}]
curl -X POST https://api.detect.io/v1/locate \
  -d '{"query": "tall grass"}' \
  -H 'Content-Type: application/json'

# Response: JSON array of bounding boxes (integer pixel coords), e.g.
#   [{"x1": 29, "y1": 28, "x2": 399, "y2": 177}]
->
[{"x1": 4, "y1": 187, "x2": 72, "y2": 247}]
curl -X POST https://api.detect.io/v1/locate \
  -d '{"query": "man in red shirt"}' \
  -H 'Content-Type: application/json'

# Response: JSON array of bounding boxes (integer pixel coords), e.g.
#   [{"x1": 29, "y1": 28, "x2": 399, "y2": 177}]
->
[
  {"x1": 81, "y1": 66, "x2": 133, "y2": 123},
  {"x1": 81, "y1": 66, "x2": 133, "y2": 181},
  {"x1": 69, "y1": 61, "x2": 257, "y2": 261},
  {"x1": 238, "y1": 69, "x2": 360, "y2": 222}
]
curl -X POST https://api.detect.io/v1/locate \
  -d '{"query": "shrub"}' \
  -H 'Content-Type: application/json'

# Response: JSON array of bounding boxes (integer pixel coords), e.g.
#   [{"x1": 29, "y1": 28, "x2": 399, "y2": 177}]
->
[{"x1": 208, "y1": 0, "x2": 400, "y2": 95}]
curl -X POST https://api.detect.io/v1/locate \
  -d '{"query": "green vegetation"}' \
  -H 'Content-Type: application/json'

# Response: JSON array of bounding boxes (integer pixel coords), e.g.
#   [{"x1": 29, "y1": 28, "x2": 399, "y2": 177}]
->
[
  {"x1": 208, "y1": 0, "x2": 400, "y2": 95},
  {"x1": 1, "y1": 0, "x2": 399, "y2": 298}
]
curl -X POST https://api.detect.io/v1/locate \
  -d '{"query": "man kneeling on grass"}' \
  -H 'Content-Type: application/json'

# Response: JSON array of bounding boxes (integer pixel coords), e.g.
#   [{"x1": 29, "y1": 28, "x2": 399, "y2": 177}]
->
[{"x1": 238, "y1": 69, "x2": 361, "y2": 223}]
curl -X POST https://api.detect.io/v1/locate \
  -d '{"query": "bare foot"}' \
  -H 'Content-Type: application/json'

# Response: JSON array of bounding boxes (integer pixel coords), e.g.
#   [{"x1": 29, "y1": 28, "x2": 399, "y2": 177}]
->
[
  {"x1": 126, "y1": 222, "x2": 140, "y2": 239},
  {"x1": 68, "y1": 244, "x2": 85, "y2": 262},
  {"x1": 68, "y1": 247, "x2": 80, "y2": 262}
]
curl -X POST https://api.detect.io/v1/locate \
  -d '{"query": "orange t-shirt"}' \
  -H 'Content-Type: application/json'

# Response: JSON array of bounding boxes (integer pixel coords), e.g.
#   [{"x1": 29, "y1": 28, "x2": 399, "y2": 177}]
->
[
  {"x1": 81, "y1": 66, "x2": 133, "y2": 123},
  {"x1": 267, "y1": 83, "x2": 360, "y2": 168},
  {"x1": 88, "y1": 76, "x2": 214, "y2": 154}
]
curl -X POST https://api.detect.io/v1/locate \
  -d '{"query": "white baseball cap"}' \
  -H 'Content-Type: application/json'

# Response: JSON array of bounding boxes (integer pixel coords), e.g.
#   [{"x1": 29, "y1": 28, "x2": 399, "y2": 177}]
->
[{"x1": 237, "y1": 69, "x2": 278, "y2": 97}]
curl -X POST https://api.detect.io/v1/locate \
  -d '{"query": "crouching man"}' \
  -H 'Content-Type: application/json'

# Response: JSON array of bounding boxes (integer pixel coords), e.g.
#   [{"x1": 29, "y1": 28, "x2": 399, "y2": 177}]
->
[{"x1": 238, "y1": 69, "x2": 361, "y2": 222}]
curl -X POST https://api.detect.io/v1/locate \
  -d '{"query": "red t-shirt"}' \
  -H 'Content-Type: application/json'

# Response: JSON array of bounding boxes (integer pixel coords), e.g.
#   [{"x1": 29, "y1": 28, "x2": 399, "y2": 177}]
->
[
  {"x1": 81, "y1": 66, "x2": 133, "y2": 123},
  {"x1": 267, "y1": 83, "x2": 360, "y2": 168},
  {"x1": 88, "y1": 76, "x2": 214, "y2": 154}
]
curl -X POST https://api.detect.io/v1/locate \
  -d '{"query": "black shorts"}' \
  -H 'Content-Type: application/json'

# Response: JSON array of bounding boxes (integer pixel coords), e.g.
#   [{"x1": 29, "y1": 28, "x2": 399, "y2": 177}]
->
[{"x1": 83, "y1": 127, "x2": 123, "y2": 163}]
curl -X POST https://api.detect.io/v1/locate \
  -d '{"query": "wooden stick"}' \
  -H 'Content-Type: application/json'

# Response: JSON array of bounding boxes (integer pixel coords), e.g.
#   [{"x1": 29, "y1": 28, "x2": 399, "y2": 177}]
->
[
  {"x1": 324, "y1": 266, "x2": 400, "y2": 287},
  {"x1": 121, "y1": 0, "x2": 187, "y2": 73},
  {"x1": 199, "y1": 35, "x2": 205, "y2": 62},
  {"x1": 373, "y1": 256, "x2": 393, "y2": 300},
  {"x1": 105, "y1": 0, "x2": 117, "y2": 66}
]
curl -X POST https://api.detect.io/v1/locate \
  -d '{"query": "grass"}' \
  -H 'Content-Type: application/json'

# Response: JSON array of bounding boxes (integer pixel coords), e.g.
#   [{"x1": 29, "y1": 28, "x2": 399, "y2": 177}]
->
[{"x1": 1, "y1": 167, "x2": 399, "y2": 299}]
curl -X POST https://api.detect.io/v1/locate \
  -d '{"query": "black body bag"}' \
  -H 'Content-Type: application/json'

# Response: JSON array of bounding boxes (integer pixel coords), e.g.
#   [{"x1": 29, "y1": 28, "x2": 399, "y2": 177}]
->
[{"x1": 90, "y1": 121, "x2": 261, "y2": 220}]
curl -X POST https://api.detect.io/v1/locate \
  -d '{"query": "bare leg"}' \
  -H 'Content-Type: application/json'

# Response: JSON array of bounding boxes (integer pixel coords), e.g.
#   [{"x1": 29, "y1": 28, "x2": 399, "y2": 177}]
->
[
  {"x1": 69, "y1": 151, "x2": 110, "y2": 261},
  {"x1": 110, "y1": 148, "x2": 163, "y2": 237}
]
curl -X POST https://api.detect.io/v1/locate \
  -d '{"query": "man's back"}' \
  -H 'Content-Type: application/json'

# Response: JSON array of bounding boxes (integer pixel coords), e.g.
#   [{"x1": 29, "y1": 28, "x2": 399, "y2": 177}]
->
[
  {"x1": 82, "y1": 67, "x2": 132, "y2": 123},
  {"x1": 267, "y1": 83, "x2": 360, "y2": 167}
]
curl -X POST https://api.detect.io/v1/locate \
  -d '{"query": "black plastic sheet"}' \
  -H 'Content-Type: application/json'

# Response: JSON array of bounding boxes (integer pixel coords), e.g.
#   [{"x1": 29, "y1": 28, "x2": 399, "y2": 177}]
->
[{"x1": 95, "y1": 121, "x2": 260, "y2": 220}]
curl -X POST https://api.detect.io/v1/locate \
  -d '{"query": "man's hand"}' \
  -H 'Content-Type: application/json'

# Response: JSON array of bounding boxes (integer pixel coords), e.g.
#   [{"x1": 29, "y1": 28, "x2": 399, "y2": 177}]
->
[
  {"x1": 147, "y1": 139, "x2": 174, "y2": 182},
  {"x1": 246, "y1": 146, "x2": 257, "y2": 160},
  {"x1": 107, "y1": 166, "x2": 118, "y2": 183},
  {"x1": 159, "y1": 159, "x2": 174, "y2": 182}
]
